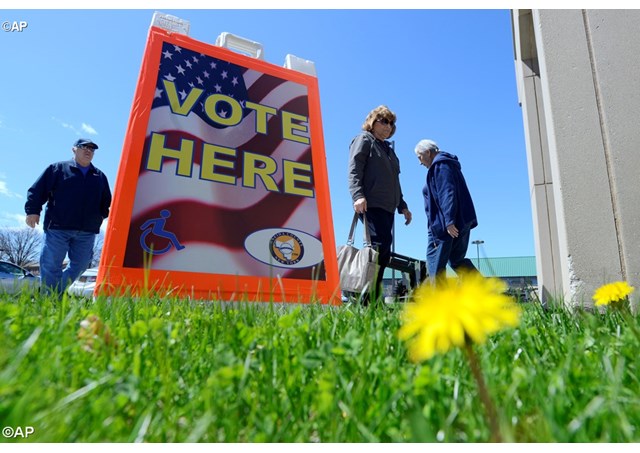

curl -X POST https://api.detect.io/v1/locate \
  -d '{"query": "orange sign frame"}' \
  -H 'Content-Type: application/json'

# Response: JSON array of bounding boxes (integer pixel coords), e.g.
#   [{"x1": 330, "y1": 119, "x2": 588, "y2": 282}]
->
[{"x1": 97, "y1": 26, "x2": 339, "y2": 305}]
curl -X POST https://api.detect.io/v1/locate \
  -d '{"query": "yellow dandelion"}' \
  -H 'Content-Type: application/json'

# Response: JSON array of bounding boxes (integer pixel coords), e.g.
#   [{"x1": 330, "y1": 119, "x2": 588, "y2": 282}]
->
[
  {"x1": 593, "y1": 281, "x2": 634, "y2": 306},
  {"x1": 398, "y1": 272, "x2": 521, "y2": 362}
]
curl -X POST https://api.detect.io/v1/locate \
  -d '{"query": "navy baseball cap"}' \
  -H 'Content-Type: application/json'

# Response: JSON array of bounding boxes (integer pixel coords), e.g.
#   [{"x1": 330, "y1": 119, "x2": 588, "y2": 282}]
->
[{"x1": 74, "y1": 138, "x2": 99, "y2": 150}]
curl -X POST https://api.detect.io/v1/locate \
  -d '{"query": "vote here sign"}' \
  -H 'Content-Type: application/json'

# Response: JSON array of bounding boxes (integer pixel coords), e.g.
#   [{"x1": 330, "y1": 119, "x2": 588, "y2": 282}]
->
[{"x1": 98, "y1": 25, "x2": 339, "y2": 305}]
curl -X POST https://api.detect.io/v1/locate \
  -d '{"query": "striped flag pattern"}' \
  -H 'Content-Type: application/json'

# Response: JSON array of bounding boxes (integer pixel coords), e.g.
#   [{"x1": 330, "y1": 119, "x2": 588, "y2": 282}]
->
[{"x1": 123, "y1": 41, "x2": 324, "y2": 281}]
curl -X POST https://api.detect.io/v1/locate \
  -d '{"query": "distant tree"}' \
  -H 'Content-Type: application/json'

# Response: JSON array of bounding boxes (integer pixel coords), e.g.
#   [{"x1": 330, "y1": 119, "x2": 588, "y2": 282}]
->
[{"x1": 0, "y1": 227, "x2": 43, "y2": 267}]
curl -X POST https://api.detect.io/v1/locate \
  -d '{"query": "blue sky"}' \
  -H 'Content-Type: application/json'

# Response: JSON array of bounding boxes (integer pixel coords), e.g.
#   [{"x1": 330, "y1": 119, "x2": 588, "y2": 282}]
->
[{"x1": 0, "y1": 8, "x2": 534, "y2": 261}]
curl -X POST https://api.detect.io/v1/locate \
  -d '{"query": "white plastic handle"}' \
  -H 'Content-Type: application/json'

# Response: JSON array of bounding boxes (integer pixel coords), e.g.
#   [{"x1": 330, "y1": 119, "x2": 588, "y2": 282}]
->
[
  {"x1": 151, "y1": 11, "x2": 190, "y2": 35},
  {"x1": 215, "y1": 32, "x2": 264, "y2": 60},
  {"x1": 284, "y1": 54, "x2": 317, "y2": 77}
]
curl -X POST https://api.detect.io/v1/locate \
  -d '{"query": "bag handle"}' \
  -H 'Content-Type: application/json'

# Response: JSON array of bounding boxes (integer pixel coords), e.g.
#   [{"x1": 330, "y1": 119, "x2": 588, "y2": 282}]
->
[{"x1": 347, "y1": 212, "x2": 373, "y2": 247}]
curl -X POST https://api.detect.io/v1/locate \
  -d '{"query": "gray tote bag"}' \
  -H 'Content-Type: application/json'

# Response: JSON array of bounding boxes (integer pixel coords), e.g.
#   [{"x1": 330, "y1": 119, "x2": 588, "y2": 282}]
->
[{"x1": 337, "y1": 212, "x2": 379, "y2": 294}]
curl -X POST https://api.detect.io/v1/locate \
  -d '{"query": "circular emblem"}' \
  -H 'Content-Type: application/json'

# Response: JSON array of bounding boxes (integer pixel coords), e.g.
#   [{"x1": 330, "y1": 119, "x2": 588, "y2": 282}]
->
[{"x1": 269, "y1": 232, "x2": 304, "y2": 265}]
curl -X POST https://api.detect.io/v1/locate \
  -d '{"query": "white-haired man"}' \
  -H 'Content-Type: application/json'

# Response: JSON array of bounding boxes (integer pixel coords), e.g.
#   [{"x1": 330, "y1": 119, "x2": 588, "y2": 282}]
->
[{"x1": 414, "y1": 139, "x2": 478, "y2": 285}]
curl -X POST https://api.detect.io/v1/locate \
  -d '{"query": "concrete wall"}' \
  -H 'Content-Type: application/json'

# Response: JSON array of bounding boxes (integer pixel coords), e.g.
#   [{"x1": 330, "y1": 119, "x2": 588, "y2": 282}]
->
[{"x1": 512, "y1": 9, "x2": 640, "y2": 309}]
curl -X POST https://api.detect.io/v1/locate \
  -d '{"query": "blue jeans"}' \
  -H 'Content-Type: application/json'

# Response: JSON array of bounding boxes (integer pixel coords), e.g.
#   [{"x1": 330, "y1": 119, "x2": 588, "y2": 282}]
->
[
  {"x1": 426, "y1": 223, "x2": 478, "y2": 286},
  {"x1": 40, "y1": 229, "x2": 96, "y2": 295}
]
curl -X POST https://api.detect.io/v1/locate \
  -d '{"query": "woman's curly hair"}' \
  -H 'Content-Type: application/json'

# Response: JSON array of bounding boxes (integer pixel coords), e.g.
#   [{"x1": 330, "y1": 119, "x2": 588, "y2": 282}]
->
[{"x1": 362, "y1": 105, "x2": 397, "y2": 138}]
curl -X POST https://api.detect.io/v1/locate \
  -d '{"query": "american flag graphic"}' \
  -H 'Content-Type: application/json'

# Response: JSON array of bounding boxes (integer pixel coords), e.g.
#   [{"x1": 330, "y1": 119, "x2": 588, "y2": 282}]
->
[{"x1": 123, "y1": 40, "x2": 324, "y2": 280}]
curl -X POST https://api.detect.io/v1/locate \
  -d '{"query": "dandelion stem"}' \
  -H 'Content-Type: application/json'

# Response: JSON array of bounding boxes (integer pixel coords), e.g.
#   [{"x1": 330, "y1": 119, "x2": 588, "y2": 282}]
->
[
  {"x1": 618, "y1": 304, "x2": 640, "y2": 343},
  {"x1": 463, "y1": 342, "x2": 502, "y2": 443}
]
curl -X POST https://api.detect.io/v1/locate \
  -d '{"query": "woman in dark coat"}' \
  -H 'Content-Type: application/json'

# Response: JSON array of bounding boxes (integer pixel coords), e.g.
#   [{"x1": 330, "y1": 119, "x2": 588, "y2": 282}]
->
[{"x1": 348, "y1": 105, "x2": 412, "y2": 304}]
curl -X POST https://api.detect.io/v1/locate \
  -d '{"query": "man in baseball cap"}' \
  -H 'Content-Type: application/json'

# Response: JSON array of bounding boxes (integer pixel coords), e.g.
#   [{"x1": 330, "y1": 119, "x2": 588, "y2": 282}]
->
[
  {"x1": 24, "y1": 138, "x2": 112, "y2": 296},
  {"x1": 74, "y1": 138, "x2": 99, "y2": 149}
]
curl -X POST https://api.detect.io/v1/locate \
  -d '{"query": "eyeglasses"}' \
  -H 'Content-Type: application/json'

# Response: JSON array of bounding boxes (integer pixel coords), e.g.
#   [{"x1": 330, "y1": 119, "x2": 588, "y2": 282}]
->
[
  {"x1": 77, "y1": 146, "x2": 96, "y2": 152},
  {"x1": 376, "y1": 118, "x2": 395, "y2": 127}
]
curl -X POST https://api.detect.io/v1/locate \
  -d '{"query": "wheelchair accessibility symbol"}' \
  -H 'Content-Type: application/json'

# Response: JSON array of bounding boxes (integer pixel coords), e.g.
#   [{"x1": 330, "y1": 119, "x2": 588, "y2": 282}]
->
[{"x1": 139, "y1": 209, "x2": 185, "y2": 255}]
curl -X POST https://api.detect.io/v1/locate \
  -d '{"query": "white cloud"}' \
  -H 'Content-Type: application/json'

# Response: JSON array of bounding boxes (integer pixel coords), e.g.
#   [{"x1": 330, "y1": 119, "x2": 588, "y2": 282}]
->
[
  {"x1": 81, "y1": 123, "x2": 98, "y2": 135},
  {"x1": 0, "y1": 180, "x2": 22, "y2": 199},
  {"x1": 8, "y1": 213, "x2": 25, "y2": 223},
  {"x1": 0, "y1": 116, "x2": 21, "y2": 133},
  {"x1": 51, "y1": 117, "x2": 99, "y2": 136},
  {"x1": 52, "y1": 116, "x2": 80, "y2": 135},
  {"x1": 1, "y1": 212, "x2": 39, "y2": 230}
]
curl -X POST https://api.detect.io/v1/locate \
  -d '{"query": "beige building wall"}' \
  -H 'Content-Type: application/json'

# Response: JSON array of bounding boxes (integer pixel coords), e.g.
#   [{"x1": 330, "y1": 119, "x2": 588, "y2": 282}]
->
[{"x1": 512, "y1": 9, "x2": 640, "y2": 309}]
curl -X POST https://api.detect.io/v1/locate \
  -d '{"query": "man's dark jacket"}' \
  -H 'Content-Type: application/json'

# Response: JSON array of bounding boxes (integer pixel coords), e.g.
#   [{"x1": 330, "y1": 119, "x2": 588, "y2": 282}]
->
[
  {"x1": 25, "y1": 159, "x2": 111, "y2": 234},
  {"x1": 423, "y1": 151, "x2": 477, "y2": 241}
]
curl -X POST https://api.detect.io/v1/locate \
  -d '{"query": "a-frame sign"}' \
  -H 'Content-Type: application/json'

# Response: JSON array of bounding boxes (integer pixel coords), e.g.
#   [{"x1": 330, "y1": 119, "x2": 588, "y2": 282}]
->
[{"x1": 98, "y1": 21, "x2": 339, "y2": 305}]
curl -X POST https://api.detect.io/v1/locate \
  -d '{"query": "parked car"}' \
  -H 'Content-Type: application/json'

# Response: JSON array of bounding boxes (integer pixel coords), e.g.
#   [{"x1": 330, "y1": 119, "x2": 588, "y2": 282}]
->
[
  {"x1": 67, "y1": 268, "x2": 98, "y2": 298},
  {"x1": 0, "y1": 260, "x2": 40, "y2": 294}
]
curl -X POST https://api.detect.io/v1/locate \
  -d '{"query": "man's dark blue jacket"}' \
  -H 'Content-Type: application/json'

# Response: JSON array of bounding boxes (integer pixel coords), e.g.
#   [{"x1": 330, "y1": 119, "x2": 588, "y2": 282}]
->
[
  {"x1": 25, "y1": 160, "x2": 112, "y2": 234},
  {"x1": 423, "y1": 151, "x2": 477, "y2": 241}
]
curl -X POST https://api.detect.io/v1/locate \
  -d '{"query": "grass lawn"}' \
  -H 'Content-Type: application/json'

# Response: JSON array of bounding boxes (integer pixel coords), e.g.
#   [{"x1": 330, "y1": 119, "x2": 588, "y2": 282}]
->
[{"x1": 1, "y1": 290, "x2": 639, "y2": 442}]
